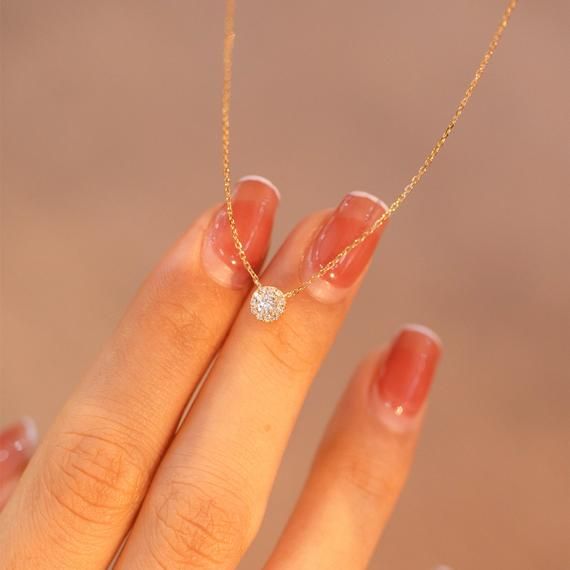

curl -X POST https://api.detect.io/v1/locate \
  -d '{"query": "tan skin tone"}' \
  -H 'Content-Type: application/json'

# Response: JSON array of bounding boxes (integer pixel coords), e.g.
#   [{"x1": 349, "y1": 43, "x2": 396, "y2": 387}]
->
[{"x1": 0, "y1": 177, "x2": 441, "y2": 569}]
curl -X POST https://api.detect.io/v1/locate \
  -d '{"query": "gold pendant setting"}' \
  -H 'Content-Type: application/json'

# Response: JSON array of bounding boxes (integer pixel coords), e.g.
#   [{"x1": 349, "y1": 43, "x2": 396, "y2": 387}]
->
[{"x1": 250, "y1": 286, "x2": 286, "y2": 322}]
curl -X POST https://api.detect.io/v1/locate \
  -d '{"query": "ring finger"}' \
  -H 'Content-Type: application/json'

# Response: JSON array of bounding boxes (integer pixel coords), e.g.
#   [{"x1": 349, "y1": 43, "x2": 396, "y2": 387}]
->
[{"x1": 267, "y1": 326, "x2": 441, "y2": 569}]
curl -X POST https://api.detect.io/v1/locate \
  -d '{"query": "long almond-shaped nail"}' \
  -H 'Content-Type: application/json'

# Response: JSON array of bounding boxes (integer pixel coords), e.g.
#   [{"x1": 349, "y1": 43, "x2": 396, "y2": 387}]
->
[
  {"x1": 202, "y1": 176, "x2": 280, "y2": 288},
  {"x1": 376, "y1": 325, "x2": 441, "y2": 426},
  {"x1": 0, "y1": 417, "x2": 38, "y2": 485},
  {"x1": 303, "y1": 191, "x2": 387, "y2": 303}
]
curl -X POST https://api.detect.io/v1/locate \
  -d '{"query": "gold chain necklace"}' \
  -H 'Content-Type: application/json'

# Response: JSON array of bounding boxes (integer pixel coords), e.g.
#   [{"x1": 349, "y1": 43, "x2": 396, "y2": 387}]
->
[{"x1": 222, "y1": 0, "x2": 518, "y2": 322}]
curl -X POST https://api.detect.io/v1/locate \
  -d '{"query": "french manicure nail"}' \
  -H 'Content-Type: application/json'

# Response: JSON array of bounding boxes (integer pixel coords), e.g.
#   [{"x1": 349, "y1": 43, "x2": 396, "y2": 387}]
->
[
  {"x1": 202, "y1": 176, "x2": 280, "y2": 288},
  {"x1": 376, "y1": 325, "x2": 441, "y2": 424},
  {"x1": 303, "y1": 191, "x2": 387, "y2": 303},
  {"x1": 0, "y1": 417, "x2": 38, "y2": 484}
]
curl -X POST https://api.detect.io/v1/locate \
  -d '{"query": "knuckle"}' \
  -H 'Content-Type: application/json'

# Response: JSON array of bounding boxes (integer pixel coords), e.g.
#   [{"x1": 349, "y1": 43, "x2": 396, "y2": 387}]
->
[
  {"x1": 259, "y1": 319, "x2": 322, "y2": 378},
  {"x1": 259, "y1": 336, "x2": 306, "y2": 376},
  {"x1": 136, "y1": 262, "x2": 216, "y2": 360},
  {"x1": 150, "y1": 474, "x2": 255, "y2": 568},
  {"x1": 44, "y1": 427, "x2": 149, "y2": 526},
  {"x1": 339, "y1": 451, "x2": 405, "y2": 501},
  {"x1": 152, "y1": 299, "x2": 212, "y2": 353}
]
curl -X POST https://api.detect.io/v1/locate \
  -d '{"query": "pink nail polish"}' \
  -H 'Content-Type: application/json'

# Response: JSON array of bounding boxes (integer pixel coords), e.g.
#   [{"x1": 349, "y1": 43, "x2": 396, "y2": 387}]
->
[
  {"x1": 202, "y1": 176, "x2": 279, "y2": 288},
  {"x1": 303, "y1": 191, "x2": 387, "y2": 303},
  {"x1": 0, "y1": 417, "x2": 38, "y2": 485},
  {"x1": 376, "y1": 325, "x2": 441, "y2": 421}
]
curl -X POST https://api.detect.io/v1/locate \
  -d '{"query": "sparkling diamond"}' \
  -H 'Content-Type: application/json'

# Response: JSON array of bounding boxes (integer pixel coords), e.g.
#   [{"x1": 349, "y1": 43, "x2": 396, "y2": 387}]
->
[{"x1": 250, "y1": 286, "x2": 286, "y2": 322}]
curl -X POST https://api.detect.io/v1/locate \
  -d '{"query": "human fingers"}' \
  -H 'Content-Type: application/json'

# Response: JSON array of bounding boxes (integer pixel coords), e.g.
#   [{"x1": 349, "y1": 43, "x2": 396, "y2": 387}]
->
[
  {"x1": 266, "y1": 326, "x2": 442, "y2": 570},
  {"x1": 0, "y1": 177, "x2": 279, "y2": 569},
  {"x1": 117, "y1": 191, "x2": 388, "y2": 569}
]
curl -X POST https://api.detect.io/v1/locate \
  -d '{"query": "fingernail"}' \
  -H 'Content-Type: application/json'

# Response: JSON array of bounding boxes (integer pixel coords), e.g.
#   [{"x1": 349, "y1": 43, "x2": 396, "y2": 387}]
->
[
  {"x1": 0, "y1": 417, "x2": 38, "y2": 484},
  {"x1": 202, "y1": 176, "x2": 280, "y2": 288},
  {"x1": 376, "y1": 325, "x2": 441, "y2": 423},
  {"x1": 303, "y1": 191, "x2": 387, "y2": 303}
]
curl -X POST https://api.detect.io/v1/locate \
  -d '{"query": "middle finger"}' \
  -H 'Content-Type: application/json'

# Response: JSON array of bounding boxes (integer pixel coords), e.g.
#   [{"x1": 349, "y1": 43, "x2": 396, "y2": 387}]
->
[{"x1": 118, "y1": 191, "x2": 387, "y2": 569}]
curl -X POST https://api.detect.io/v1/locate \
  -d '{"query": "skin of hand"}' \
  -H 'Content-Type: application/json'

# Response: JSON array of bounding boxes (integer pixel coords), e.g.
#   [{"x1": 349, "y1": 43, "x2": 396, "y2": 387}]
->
[{"x1": 0, "y1": 176, "x2": 441, "y2": 569}]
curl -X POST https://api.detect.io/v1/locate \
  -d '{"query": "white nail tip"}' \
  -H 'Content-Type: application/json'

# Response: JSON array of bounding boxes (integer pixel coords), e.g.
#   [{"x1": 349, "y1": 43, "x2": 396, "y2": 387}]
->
[
  {"x1": 20, "y1": 416, "x2": 38, "y2": 446},
  {"x1": 238, "y1": 175, "x2": 281, "y2": 200},
  {"x1": 348, "y1": 191, "x2": 388, "y2": 210},
  {"x1": 400, "y1": 323, "x2": 443, "y2": 347}
]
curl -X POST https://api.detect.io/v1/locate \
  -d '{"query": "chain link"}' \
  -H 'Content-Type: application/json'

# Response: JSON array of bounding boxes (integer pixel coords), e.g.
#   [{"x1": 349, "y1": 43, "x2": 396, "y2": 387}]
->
[{"x1": 222, "y1": 0, "x2": 518, "y2": 298}]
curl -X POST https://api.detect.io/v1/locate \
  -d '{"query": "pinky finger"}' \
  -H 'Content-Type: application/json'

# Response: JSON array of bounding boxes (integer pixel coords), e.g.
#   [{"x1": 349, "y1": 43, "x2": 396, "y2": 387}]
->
[
  {"x1": 0, "y1": 418, "x2": 37, "y2": 510},
  {"x1": 266, "y1": 326, "x2": 441, "y2": 570}
]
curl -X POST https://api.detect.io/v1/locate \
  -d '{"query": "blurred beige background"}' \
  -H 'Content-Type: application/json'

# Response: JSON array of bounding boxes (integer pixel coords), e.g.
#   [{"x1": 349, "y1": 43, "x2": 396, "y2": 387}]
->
[{"x1": 2, "y1": 1, "x2": 569, "y2": 568}]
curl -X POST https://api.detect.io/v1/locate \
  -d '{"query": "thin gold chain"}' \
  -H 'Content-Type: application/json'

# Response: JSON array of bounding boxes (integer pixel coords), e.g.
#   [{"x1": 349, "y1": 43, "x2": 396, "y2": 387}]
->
[{"x1": 222, "y1": 0, "x2": 518, "y2": 299}]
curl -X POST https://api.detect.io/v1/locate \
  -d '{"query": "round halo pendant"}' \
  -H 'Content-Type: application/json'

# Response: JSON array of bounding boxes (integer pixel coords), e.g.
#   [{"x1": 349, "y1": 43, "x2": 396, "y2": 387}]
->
[{"x1": 250, "y1": 286, "x2": 286, "y2": 322}]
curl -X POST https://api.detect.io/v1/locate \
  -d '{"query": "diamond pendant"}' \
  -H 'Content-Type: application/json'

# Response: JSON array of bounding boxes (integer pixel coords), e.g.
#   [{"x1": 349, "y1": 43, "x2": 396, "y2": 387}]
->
[{"x1": 250, "y1": 286, "x2": 286, "y2": 322}]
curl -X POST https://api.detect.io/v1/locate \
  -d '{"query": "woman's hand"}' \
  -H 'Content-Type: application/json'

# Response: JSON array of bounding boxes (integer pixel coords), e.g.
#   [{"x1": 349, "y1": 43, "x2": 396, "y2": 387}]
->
[{"x1": 0, "y1": 177, "x2": 441, "y2": 569}]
